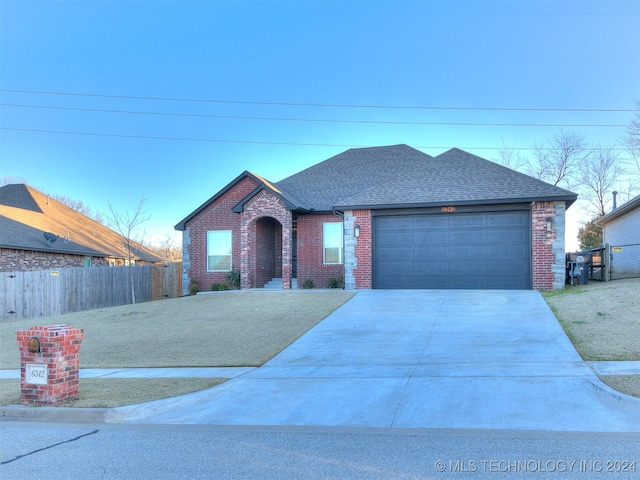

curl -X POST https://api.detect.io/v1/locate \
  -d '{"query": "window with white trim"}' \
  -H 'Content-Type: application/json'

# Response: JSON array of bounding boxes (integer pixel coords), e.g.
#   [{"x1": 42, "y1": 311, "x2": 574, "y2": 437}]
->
[
  {"x1": 207, "y1": 230, "x2": 232, "y2": 271},
  {"x1": 323, "y1": 222, "x2": 343, "y2": 264}
]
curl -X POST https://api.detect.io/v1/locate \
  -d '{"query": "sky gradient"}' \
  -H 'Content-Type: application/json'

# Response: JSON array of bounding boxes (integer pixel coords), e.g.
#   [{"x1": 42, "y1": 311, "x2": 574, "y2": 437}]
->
[{"x1": 1, "y1": 0, "x2": 639, "y2": 250}]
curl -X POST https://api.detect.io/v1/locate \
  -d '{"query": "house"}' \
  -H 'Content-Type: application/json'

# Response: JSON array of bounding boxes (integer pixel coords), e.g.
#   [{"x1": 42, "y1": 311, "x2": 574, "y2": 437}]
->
[
  {"x1": 597, "y1": 194, "x2": 640, "y2": 279},
  {"x1": 0, "y1": 184, "x2": 163, "y2": 272},
  {"x1": 175, "y1": 145, "x2": 577, "y2": 293}
]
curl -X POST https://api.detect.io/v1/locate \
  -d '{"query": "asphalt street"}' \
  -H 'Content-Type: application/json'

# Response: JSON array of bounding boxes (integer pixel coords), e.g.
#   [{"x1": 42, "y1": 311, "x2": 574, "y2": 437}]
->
[{"x1": 1, "y1": 422, "x2": 639, "y2": 480}]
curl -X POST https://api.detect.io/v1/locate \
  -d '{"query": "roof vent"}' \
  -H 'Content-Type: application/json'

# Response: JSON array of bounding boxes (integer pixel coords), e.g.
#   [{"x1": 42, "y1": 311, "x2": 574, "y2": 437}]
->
[
  {"x1": 43, "y1": 232, "x2": 58, "y2": 247},
  {"x1": 612, "y1": 191, "x2": 618, "y2": 211}
]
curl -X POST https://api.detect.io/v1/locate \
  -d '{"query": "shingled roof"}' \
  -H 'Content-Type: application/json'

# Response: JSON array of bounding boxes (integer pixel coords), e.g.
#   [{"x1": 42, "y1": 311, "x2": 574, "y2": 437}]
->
[
  {"x1": 275, "y1": 145, "x2": 576, "y2": 211},
  {"x1": 176, "y1": 144, "x2": 578, "y2": 227},
  {"x1": 0, "y1": 184, "x2": 163, "y2": 262}
]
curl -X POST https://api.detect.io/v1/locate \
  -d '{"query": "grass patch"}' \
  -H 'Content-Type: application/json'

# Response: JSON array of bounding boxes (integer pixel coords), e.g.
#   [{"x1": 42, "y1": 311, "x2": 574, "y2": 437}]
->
[
  {"x1": 0, "y1": 291, "x2": 354, "y2": 369},
  {"x1": 540, "y1": 287, "x2": 585, "y2": 299},
  {"x1": 0, "y1": 378, "x2": 225, "y2": 408},
  {"x1": 0, "y1": 291, "x2": 354, "y2": 407},
  {"x1": 599, "y1": 375, "x2": 640, "y2": 398}
]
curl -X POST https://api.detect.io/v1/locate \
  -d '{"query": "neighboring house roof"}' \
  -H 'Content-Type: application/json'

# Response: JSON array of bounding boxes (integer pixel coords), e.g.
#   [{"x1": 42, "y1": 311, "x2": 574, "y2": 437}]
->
[
  {"x1": 176, "y1": 144, "x2": 578, "y2": 228},
  {"x1": 0, "y1": 184, "x2": 163, "y2": 262},
  {"x1": 596, "y1": 194, "x2": 640, "y2": 225}
]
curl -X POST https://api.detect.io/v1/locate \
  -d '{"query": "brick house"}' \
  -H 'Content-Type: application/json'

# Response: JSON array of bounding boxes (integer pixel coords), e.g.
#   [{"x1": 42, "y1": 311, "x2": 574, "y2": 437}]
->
[
  {"x1": 0, "y1": 184, "x2": 163, "y2": 272},
  {"x1": 175, "y1": 145, "x2": 577, "y2": 293}
]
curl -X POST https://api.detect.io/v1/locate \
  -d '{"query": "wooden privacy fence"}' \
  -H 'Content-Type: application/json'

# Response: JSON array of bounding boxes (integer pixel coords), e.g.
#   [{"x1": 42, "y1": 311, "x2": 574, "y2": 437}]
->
[{"x1": 1, "y1": 263, "x2": 182, "y2": 321}]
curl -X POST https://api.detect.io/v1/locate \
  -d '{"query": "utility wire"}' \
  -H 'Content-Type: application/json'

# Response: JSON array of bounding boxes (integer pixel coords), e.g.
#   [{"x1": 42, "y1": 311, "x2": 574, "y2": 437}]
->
[
  {"x1": 1, "y1": 89, "x2": 637, "y2": 112},
  {"x1": 1, "y1": 127, "x2": 632, "y2": 151},
  {"x1": 0, "y1": 103, "x2": 627, "y2": 128}
]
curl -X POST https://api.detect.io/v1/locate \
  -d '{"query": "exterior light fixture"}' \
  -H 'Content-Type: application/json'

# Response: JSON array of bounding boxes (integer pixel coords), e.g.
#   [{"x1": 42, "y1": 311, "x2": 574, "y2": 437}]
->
[
  {"x1": 354, "y1": 225, "x2": 361, "y2": 238},
  {"x1": 546, "y1": 218, "x2": 552, "y2": 232}
]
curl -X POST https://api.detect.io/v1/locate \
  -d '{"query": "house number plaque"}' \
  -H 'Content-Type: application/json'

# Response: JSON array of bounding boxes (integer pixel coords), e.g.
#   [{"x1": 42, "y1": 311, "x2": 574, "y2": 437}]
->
[
  {"x1": 26, "y1": 364, "x2": 48, "y2": 385},
  {"x1": 441, "y1": 206, "x2": 456, "y2": 213}
]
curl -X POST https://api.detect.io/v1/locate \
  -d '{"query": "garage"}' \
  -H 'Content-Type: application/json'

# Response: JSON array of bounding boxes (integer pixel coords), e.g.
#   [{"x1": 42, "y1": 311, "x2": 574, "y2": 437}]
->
[{"x1": 373, "y1": 207, "x2": 531, "y2": 289}]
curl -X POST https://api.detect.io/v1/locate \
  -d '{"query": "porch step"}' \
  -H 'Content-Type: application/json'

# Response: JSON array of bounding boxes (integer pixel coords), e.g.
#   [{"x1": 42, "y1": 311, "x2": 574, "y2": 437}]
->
[{"x1": 263, "y1": 278, "x2": 298, "y2": 289}]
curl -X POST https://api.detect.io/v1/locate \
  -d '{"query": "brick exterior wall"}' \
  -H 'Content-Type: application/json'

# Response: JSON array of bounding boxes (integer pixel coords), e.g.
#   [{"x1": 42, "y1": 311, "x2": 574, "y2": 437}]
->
[
  {"x1": 181, "y1": 180, "x2": 568, "y2": 292},
  {"x1": 0, "y1": 248, "x2": 109, "y2": 272},
  {"x1": 532, "y1": 201, "x2": 566, "y2": 290},
  {"x1": 297, "y1": 213, "x2": 344, "y2": 289},
  {"x1": 17, "y1": 324, "x2": 84, "y2": 405},
  {"x1": 181, "y1": 176, "x2": 258, "y2": 293}
]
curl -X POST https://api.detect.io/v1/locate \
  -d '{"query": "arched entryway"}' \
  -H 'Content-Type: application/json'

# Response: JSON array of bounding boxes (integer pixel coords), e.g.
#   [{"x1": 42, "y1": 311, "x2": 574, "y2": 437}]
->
[
  {"x1": 250, "y1": 216, "x2": 283, "y2": 288},
  {"x1": 239, "y1": 190, "x2": 293, "y2": 289}
]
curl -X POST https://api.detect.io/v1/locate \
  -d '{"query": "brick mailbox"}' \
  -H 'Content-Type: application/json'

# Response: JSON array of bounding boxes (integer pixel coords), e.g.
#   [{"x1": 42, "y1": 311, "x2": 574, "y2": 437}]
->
[{"x1": 17, "y1": 325, "x2": 84, "y2": 405}]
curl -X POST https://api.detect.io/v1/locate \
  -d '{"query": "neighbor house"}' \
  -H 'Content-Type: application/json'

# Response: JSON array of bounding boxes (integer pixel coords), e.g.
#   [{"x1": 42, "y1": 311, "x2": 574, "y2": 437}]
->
[
  {"x1": 175, "y1": 145, "x2": 577, "y2": 293},
  {"x1": 596, "y1": 194, "x2": 640, "y2": 280},
  {"x1": 0, "y1": 184, "x2": 163, "y2": 272}
]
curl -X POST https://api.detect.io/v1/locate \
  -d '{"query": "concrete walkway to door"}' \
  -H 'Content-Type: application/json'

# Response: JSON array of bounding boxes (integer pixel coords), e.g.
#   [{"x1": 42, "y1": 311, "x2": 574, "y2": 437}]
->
[{"x1": 109, "y1": 290, "x2": 640, "y2": 432}]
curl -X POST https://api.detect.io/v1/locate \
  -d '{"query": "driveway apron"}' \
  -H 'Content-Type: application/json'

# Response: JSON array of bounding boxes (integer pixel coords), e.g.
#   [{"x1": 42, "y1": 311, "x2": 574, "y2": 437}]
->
[{"x1": 109, "y1": 290, "x2": 640, "y2": 431}]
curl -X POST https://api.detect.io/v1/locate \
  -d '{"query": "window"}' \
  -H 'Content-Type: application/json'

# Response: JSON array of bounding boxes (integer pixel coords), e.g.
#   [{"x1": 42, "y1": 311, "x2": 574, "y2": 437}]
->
[
  {"x1": 323, "y1": 222, "x2": 343, "y2": 264},
  {"x1": 207, "y1": 230, "x2": 232, "y2": 271}
]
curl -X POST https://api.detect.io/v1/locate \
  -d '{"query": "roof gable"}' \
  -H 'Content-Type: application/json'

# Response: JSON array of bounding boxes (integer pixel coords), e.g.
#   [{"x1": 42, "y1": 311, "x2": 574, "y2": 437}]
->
[{"x1": 175, "y1": 171, "x2": 260, "y2": 230}]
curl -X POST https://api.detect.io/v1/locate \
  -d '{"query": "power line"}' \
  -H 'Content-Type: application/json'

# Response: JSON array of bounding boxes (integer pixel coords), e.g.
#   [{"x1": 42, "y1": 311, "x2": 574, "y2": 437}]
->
[
  {"x1": 1, "y1": 89, "x2": 637, "y2": 113},
  {"x1": 1, "y1": 127, "x2": 632, "y2": 151},
  {"x1": 0, "y1": 103, "x2": 627, "y2": 128}
]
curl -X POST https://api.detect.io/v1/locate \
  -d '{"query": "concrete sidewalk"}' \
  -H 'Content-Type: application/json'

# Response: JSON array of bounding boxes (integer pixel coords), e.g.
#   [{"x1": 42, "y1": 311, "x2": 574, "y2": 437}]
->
[
  {"x1": 2, "y1": 363, "x2": 639, "y2": 380},
  {"x1": 0, "y1": 367, "x2": 254, "y2": 380},
  {"x1": 104, "y1": 290, "x2": 640, "y2": 432}
]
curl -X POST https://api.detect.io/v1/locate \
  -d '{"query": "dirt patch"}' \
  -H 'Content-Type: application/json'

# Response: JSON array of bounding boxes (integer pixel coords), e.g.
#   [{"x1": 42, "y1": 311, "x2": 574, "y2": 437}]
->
[{"x1": 543, "y1": 277, "x2": 640, "y2": 397}]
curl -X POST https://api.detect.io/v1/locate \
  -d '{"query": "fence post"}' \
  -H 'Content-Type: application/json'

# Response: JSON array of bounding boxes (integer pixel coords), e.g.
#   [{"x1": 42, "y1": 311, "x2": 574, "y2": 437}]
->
[{"x1": 603, "y1": 244, "x2": 610, "y2": 282}]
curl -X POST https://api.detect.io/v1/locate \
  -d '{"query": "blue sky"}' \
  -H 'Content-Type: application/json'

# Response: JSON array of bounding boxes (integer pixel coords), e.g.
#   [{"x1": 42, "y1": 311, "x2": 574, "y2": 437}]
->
[{"x1": 1, "y1": 0, "x2": 639, "y2": 250}]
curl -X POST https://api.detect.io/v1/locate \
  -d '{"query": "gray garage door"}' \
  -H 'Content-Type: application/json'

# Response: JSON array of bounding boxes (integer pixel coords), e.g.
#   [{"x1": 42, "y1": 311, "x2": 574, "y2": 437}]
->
[{"x1": 374, "y1": 210, "x2": 531, "y2": 289}]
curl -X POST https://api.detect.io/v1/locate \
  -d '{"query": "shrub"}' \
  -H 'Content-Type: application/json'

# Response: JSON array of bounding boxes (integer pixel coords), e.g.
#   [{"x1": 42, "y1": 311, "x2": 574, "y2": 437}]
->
[
  {"x1": 188, "y1": 279, "x2": 200, "y2": 296},
  {"x1": 226, "y1": 270, "x2": 241, "y2": 290},
  {"x1": 211, "y1": 282, "x2": 231, "y2": 291},
  {"x1": 302, "y1": 278, "x2": 315, "y2": 289},
  {"x1": 328, "y1": 276, "x2": 344, "y2": 289}
]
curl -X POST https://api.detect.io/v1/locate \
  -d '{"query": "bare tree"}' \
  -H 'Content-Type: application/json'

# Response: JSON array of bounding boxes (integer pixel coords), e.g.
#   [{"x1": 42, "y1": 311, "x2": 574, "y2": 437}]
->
[
  {"x1": 530, "y1": 129, "x2": 590, "y2": 188},
  {"x1": 106, "y1": 196, "x2": 151, "y2": 309},
  {"x1": 579, "y1": 148, "x2": 624, "y2": 217},
  {"x1": 494, "y1": 138, "x2": 529, "y2": 172},
  {"x1": 621, "y1": 99, "x2": 640, "y2": 178},
  {"x1": 1, "y1": 176, "x2": 28, "y2": 186},
  {"x1": 149, "y1": 235, "x2": 182, "y2": 262}
]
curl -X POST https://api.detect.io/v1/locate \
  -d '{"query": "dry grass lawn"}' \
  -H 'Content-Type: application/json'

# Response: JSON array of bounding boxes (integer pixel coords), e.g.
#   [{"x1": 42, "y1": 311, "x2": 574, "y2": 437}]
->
[
  {"x1": 0, "y1": 291, "x2": 353, "y2": 407},
  {"x1": 542, "y1": 277, "x2": 640, "y2": 398}
]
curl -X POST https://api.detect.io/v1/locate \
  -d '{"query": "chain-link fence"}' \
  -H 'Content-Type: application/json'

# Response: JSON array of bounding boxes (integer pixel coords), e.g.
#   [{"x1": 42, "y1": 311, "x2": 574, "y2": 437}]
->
[
  {"x1": 566, "y1": 245, "x2": 640, "y2": 284},
  {"x1": 609, "y1": 243, "x2": 640, "y2": 280}
]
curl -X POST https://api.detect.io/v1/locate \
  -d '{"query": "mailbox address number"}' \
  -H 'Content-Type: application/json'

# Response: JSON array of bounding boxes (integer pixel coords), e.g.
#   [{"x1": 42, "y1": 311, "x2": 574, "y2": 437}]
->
[{"x1": 26, "y1": 364, "x2": 48, "y2": 385}]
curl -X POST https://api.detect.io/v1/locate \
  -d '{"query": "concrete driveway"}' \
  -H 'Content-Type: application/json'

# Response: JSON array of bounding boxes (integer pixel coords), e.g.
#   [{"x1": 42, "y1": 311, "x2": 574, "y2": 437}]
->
[{"x1": 109, "y1": 290, "x2": 640, "y2": 431}]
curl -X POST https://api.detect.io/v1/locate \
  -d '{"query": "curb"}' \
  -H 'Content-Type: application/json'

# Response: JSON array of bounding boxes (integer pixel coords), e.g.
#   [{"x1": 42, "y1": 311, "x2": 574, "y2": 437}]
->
[{"x1": 1, "y1": 405, "x2": 110, "y2": 423}]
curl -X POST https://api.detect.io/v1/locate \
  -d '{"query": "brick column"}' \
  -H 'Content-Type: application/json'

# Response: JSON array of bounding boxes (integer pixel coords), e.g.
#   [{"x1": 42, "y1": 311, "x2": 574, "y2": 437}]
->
[{"x1": 17, "y1": 324, "x2": 84, "y2": 405}]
